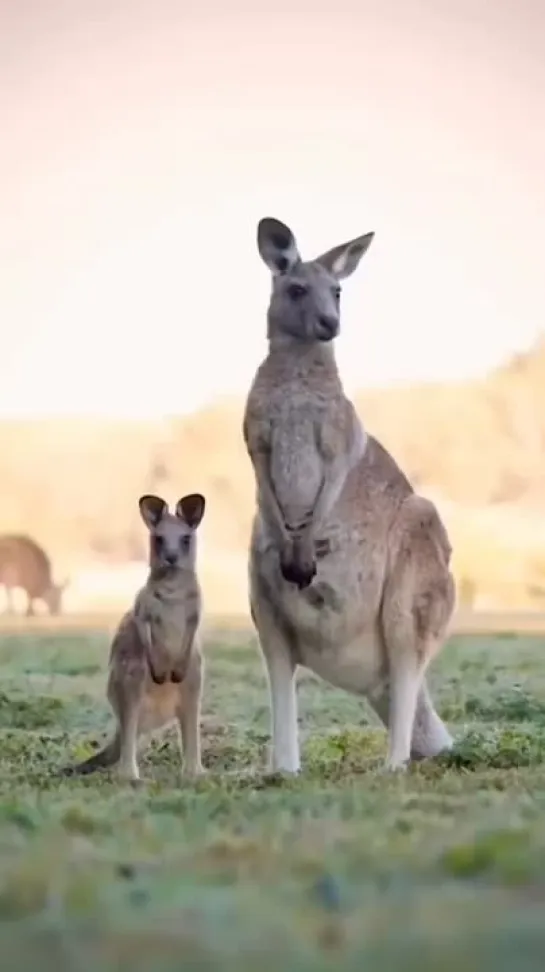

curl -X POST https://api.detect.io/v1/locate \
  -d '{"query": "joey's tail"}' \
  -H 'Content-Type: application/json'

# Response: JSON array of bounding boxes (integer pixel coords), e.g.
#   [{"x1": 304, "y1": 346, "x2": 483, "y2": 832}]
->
[{"x1": 60, "y1": 732, "x2": 121, "y2": 777}]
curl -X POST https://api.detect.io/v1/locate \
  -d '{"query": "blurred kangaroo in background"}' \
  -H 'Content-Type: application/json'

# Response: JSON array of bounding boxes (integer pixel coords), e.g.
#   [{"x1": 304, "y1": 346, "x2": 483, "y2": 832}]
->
[
  {"x1": 0, "y1": 534, "x2": 68, "y2": 616},
  {"x1": 244, "y1": 217, "x2": 455, "y2": 773},
  {"x1": 62, "y1": 493, "x2": 206, "y2": 783}
]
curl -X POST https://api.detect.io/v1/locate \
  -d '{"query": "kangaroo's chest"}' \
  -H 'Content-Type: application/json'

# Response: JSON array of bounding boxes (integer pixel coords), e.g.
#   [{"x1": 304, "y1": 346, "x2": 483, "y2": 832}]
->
[
  {"x1": 150, "y1": 611, "x2": 186, "y2": 653},
  {"x1": 247, "y1": 378, "x2": 333, "y2": 445}
]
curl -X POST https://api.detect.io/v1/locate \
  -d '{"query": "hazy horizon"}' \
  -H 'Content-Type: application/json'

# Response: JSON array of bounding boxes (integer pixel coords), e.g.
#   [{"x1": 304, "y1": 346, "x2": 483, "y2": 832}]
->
[{"x1": 2, "y1": 0, "x2": 544, "y2": 417}]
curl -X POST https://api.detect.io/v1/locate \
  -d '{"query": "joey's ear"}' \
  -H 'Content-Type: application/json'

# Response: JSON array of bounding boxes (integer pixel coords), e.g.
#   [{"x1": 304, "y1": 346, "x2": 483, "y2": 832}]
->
[
  {"x1": 175, "y1": 493, "x2": 206, "y2": 529},
  {"x1": 257, "y1": 217, "x2": 302, "y2": 276},
  {"x1": 315, "y1": 232, "x2": 374, "y2": 280},
  {"x1": 138, "y1": 494, "x2": 167, "y2": 528}
]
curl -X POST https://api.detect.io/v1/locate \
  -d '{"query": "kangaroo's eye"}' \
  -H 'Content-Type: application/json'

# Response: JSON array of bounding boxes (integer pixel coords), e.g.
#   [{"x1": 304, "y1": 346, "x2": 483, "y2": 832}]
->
[
  {"x1": 154, "y1": 535, "x2": 163, "y2": 552},
  {"x1": 287, "y1": 283, "x2": 307, "y2": 301},
  {"x1": 333, "y1": 286, "x2": 341, "y2": 301},
  {"x1": 180, "y1": 535, "x2": 191, "y2": 552}
]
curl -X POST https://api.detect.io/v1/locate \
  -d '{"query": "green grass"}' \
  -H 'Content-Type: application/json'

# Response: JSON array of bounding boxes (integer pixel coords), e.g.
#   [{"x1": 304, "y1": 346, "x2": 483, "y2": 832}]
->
[{"x1": 0, "y1": 627, "x2": 545, "y2": 969}]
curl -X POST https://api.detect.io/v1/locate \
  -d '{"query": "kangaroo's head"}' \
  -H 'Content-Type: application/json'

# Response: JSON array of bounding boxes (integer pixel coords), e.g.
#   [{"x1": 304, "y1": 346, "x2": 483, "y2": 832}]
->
[
  {"x1": 257, "y1": 217, "x2": 374, "y2": 346},
  {"x1": 138, "y1": 493, "x2": 206, "y2": 575}
]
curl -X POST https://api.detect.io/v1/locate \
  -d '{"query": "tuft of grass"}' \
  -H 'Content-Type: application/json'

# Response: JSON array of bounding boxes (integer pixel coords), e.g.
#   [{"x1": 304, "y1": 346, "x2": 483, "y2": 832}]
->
[
  {"x1": 441, "y1": 826, "x2": 540, "y2": 882},
  {"x1": 440, "y1": 725, "x2": 545, "y2": 769},
  {"x1": 0, "y1": 691, "x2": 67, "y2": 729},
  {"x1": 463, "y1": 686, "x2": 545, "y2": 723}
]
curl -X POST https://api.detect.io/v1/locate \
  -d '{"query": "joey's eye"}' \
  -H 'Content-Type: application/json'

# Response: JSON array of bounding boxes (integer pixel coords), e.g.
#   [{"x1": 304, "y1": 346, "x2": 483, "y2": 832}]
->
[
  {"x1": 333, "y1": 286, "x2": 341, "y2": 301},
  {"x1": 154, "y1": 535, "x2": 163, "y2": 552},
  {"x1": 180, "y1": 535, "x2": 191, "y2": 552},
  {"x1": 287, "y1": 283, "x2": 307, "y2": 301}
]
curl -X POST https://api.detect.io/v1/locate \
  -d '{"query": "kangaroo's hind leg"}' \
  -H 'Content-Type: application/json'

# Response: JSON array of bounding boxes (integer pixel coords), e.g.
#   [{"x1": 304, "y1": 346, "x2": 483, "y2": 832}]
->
[
  {"x1": 379, "y1": 500, "x2": 455, "y2": 771},
  {"x1": 176, "y1": 652, "x2": 205, "y2": 779},
  {"x1": 108, "y1": 668, "x2": 146, "y2": 783},
  {"x1": 251, "y1": 579, "x2": 300, "y2": 775}
]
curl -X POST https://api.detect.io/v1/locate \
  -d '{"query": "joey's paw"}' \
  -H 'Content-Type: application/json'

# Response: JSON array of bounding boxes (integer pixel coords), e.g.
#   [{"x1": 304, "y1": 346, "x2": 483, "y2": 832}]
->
[
  {"x1": 149, "y1": 667, "x2": 169, "y2": 685},
  {"x1": 296, "y1": 563, "x2": 317, "y2": 589},
  {"x1": 280, "y1": 557, "x2": 317, "y2": 589},
  {"x1": 170, "y1": 665, "x2": 187, "y2": 684}
]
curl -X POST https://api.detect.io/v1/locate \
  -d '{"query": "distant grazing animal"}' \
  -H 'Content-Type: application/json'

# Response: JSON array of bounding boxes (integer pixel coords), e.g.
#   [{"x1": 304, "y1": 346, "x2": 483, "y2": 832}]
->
[
  {"x1": 243, "y1": 217, "x2": 455, "y2": 774},
  {"x1": 0, "y1": 534, "x2": 68, "y2": 616},
  {"x1": 62, "y1": 493, "x2": 207, "y2": 783}
]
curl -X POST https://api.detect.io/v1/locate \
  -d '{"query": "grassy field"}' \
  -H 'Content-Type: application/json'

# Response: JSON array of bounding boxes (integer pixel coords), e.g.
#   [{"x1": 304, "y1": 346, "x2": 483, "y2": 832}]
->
[{"x1": 0, "y1": 625, "x2": 545, "y2": 970}]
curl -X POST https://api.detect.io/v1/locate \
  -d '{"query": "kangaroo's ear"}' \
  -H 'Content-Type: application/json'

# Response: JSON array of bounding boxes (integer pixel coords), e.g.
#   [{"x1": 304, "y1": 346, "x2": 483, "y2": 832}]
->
[
  {"x1": 315, "y1": 232, "x2": 374, "y2": 280},
  {"x1": 257, "y1": 217, "x2": 302, "y2": 276},
  {"x1": 139, "y1": 494, "x2": 167, "y2": 528},
  {"x1": 175, "y1": 493, "x2": 206, "y2": 529}
]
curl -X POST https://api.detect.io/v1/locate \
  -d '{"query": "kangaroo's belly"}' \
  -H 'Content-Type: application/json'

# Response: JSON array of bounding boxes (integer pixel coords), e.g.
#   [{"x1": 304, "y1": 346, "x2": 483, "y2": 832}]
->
[
  {"x1": 138, "y1": 681, "x2": 180, "y2": 734},
  {"x1": 298, "y1": 625, "x2": 386, "y2": 697},
  {"x1": 251, "y1": 525, "x2": 387, "y2": 696}
]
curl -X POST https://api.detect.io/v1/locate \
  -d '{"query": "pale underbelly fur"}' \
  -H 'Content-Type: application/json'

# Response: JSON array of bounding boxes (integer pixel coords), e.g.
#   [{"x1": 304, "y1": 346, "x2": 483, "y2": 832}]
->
[
  {"x1": 298, "y1": 629, "x2": 386, "y2": 698},
  {"x1": 108, "y1": 681, "x2": 180, "y2": 737},
  {"x1": 262, "y1": 555, "x2": 387, "y2": 698}
]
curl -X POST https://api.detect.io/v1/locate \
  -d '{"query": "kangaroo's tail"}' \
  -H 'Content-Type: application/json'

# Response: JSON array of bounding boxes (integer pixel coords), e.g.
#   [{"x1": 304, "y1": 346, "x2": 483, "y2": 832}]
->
[{"x1": 60, "y1": 732, "x2": 121, "y2": 777}]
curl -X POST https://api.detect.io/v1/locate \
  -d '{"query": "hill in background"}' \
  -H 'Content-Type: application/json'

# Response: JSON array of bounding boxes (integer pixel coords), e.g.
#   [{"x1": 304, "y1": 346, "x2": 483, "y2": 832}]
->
[{"x1": 2, "y1": 338, "x2": 545, "y2": 614}]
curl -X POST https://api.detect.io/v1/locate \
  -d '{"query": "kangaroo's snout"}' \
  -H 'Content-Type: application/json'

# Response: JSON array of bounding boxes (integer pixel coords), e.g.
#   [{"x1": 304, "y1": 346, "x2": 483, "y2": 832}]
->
[{"x1": 317, "y1": 315, "x2": 339, "y2": 341}]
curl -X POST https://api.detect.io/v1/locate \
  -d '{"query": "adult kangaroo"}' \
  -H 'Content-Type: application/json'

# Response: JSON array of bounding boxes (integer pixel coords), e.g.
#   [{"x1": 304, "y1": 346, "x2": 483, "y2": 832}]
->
[
  {"x1": 0, "y1": 534, "x2": 67, "y2": 616},
  {"x1": 243, "y1": 217, "x2": 455, "y2": 773}
]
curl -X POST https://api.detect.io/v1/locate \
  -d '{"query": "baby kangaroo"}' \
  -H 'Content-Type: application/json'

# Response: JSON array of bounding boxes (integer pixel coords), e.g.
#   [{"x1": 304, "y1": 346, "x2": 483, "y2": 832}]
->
[{"x1": 62, "y1": 492, "x2": 206, "y2": 783}]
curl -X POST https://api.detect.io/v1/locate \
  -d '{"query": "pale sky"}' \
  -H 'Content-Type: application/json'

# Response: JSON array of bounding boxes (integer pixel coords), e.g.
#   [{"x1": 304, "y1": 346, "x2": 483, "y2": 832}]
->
[{"x1": 1, "y1": 0, "x2": 544, "y2": 416}]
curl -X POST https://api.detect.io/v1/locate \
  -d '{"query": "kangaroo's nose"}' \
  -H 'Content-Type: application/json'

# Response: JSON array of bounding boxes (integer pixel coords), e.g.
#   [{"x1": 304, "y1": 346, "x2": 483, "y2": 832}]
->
[
  {"x1": 317, "y1": 315, "x2": 338, "y2": 340},
  {"x1": 165, "y1": 552, "x2": 178, "y2": 566}
]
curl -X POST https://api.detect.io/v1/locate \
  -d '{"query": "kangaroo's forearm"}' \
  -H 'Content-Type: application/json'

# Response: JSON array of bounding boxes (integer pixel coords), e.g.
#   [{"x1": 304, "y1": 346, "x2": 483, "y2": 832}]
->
[
  {"x1": 170, "y1": 619, "x2": 199, "y2": 683},
  {"x1": 306, "y1": 408, "x2": 364, "y2": 536},
  {"x1": 284, "y1": 459, "x2": 346, "y2": 549},
  {"x1": 141, "y1": 622, "x2": 162, "y2": 671},
  {"x1": 134, "y1": 612, "x2": 169, "y2": 682},
  {"x1": 134, "y1": 613, "x2": 152, "y2": 653},
  {"x1": 309, "y1": 459, "x2": 348, "y2": 535},
  {"x1": 253, "y1": 453, "x2": 291, "y2": 544},
  {"x1": 180, "y1": 619, "x2": 198, "y2": 656}
]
